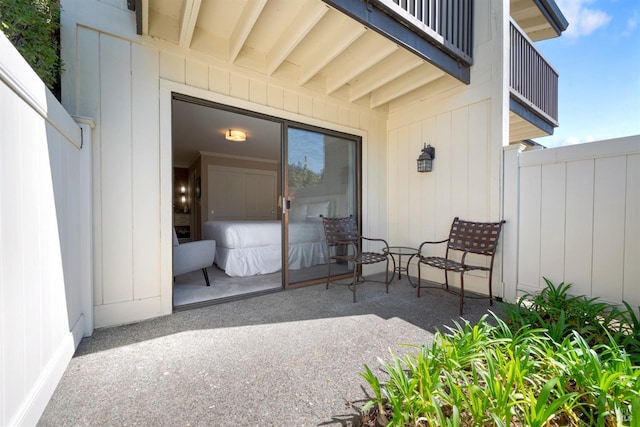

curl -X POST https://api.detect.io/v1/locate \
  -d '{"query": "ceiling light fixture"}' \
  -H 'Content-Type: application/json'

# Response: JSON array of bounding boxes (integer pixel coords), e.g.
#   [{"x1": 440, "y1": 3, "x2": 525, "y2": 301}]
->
[{"x1": 225, "y1": 129, "x2": 246, "y2": 142}]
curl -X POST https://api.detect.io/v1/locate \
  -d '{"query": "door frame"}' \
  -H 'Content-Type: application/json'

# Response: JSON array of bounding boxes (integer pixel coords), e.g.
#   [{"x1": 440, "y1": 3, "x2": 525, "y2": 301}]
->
[{"x1": 160, "y1": 80, "x2": 367, "y2": 306}]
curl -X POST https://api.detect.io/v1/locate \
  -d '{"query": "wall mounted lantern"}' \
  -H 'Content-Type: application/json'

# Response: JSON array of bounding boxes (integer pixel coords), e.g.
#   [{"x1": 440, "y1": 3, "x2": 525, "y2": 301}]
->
[
  {"x1": 225, "y1": 129, "x2": 247, "y2": 142},
  {"x1": 417, "y1": 143, "x2": 435, "y2": 173}
]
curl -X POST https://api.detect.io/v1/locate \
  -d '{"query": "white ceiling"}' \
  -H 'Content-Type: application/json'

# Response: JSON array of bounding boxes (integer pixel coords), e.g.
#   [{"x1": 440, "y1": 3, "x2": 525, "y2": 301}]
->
[{"x1": 172, "y1": 98, "x2": 282, "y2": 167}]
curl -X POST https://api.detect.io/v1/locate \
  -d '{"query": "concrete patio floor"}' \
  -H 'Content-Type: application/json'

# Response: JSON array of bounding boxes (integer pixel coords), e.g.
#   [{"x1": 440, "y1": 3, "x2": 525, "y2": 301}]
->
[{"x1": 38, "y1": 274, "x2": 506, "y2": 426}]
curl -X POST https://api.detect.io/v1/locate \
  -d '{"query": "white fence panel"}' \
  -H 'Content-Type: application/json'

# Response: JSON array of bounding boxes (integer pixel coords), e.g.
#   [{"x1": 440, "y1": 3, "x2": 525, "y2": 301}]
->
[
  {"x1": 506, "y1": 135, "x2": 640, "y2": 307},
  {"x1": 0, "y1": 34, "x2": 92, "y2": 426}
]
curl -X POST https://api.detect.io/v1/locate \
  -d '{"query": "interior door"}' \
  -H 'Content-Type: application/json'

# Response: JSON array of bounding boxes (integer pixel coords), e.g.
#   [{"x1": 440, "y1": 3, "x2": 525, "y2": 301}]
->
[{"x1": 284, "y1": 126, "x2": 359, "y2": 286}]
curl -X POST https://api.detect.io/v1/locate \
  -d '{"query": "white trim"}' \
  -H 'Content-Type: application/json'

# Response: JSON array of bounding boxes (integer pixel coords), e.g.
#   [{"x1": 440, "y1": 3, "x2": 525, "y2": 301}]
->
[
  {"x1": 159, "y1": 79, "x2": 369, "y2": 309},
  {"x1": 6, "y1": 333, "x2": 75, "y2": 427},
  {"x1": 94, "y1": 296, "x2": 166, "y2": 328},
  {"x1": 520, "y1": 135, "x2": 640, "y2": 166}
]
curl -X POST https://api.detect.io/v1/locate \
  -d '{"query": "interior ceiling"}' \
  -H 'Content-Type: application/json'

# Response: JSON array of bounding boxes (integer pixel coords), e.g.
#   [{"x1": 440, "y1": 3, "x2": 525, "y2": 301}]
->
[
  {"x1": 172, "y1": 99, "x2": 281, "y2": 167},
  {"x1": 150, "y1": 0, "x2": 558, "y2": 164}
]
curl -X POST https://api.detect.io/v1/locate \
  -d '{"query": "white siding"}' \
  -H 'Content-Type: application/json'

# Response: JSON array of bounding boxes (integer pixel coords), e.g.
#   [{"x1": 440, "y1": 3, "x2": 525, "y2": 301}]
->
[
  {"x1": 63, "y1": 0, "x2": 388, "y2": 327},
  {"x1": 513, "y1": 136, "x2": 640, "y2": 306},
  {"x1": 1, "y1": 33, "x2": 91, "y2": 426},
  {"x1": 385, "y1": 0, "x2": 507, "y2": 296}
]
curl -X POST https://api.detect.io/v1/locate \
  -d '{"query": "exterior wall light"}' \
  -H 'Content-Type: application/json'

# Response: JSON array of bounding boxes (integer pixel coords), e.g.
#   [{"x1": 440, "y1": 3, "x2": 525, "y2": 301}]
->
[
  {"x1": 225, "y1": 129, "x2": 247, "y2": 142},
  {"x1": 417, "y1": 143, "x2": 435, "y2": 173}
]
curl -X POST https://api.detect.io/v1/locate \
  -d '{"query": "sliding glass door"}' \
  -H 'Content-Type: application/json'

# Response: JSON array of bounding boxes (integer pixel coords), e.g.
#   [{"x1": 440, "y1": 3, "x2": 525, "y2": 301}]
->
[{"x1": 284, "y1": 126, "x2": 359, "y2": 286}]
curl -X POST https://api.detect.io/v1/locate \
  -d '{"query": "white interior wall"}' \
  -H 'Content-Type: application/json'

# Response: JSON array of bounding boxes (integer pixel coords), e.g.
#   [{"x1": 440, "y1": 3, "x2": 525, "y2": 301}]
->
[
  {"x1": 62, "y1": 0, "x2": 388, "y2": 328},
  {"x1": 385, "y1": 0, "x2": 508, "y2": 296}
]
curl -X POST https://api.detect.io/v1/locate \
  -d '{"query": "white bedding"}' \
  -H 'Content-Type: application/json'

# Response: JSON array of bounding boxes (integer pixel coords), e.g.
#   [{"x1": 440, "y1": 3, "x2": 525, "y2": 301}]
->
[{"x1": 202, "y1": 220, "x2": 326, "y2": 277}]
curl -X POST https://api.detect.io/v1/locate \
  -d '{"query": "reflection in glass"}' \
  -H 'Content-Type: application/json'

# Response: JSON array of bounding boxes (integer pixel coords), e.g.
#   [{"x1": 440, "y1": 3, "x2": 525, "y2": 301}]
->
[{"x1": 287, "y1": 127, "x2": 357, "y2": 284}]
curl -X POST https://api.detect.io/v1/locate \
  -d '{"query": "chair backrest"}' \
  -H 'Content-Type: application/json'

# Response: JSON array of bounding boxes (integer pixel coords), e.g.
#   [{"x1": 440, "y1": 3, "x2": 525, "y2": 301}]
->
[
  {"x1": 447, "y1": 217, "x2": 505, "y2": 256},
  {"x1": 322, "y1": 216, "x2": 359, "y2": 246}
]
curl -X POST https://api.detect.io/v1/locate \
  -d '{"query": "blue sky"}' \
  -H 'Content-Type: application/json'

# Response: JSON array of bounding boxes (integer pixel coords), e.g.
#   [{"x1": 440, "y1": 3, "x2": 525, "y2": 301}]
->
[{"x1": 533, "y1": 0, "x2": 640, "y2": 148}]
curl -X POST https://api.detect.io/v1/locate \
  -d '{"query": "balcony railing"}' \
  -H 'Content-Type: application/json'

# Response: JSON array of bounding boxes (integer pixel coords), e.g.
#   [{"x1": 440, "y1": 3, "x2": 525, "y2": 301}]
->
[
  {"x1": 377, "y1": 0, "x2": 473, "y2": 65},
  {"x1": 510, "y1": 20, "x2": 559, "y2": 126}
]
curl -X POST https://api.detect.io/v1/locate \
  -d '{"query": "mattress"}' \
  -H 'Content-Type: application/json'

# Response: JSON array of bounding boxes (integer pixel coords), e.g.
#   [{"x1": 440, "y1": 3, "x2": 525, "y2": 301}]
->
[
  {"x1": 201, "y1": 220, "x2": 326, "y2": 276},
  {"x1": 202, "y1": 220, "x2": 324, "y2": 249}
]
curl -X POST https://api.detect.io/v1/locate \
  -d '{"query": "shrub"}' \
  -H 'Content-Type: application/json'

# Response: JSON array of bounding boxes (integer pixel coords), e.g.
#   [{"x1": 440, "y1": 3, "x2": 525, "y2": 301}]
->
[
  {"x1": 360, "y1": 280, "x2": 640, "y2": 426},
  {"x1": 504, "y1": 278, "x2": 640, "y2": 364},
  {"x1": 0, "y1": 0, "x2": 62, "y2": 93}
]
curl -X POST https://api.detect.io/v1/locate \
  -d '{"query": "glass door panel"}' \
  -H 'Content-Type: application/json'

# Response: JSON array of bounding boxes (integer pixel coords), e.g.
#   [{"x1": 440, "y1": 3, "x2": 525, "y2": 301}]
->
[{"x1": 285, "y1": 126, "x2": 358, "y2": 285}]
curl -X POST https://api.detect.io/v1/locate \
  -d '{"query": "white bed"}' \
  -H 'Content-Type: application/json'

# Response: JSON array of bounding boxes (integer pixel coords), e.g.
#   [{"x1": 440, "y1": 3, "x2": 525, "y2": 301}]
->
[{"x1": 202, "y1": 219, "x2": 327, "y2": 277}]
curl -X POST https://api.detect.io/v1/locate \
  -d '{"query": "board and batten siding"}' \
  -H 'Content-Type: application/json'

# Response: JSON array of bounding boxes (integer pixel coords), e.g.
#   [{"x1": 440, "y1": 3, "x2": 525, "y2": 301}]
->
[
  {"x1": 1, "y1": 33, "x2": 92, "y2": 426},
  {"x1": 61, "y1": 0, "x2": 388, "y2": 327},
  {"x1": 511, "y1": 136, "x2": 640, "y2": 307},
  {"x1": 385, "y1": 0, "x2": 507, "y2": 297}
]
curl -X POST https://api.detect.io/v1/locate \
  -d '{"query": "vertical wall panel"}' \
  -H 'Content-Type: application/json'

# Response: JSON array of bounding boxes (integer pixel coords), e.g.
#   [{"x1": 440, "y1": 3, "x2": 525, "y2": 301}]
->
[
  {"x1": 283, "y1": 89, "x2": 299, "y2": 114},
  {"x1": 186, "y1": 60, "x2": 208, "y2": 89},
  {"x1": 397, "y1": 125, "x2": 412, "y2": 244},
  {"x1": 209, "y1": 66, "x2": 230, "y2": 95},
  {"x1": 160, "y1": 51, "x2": 185, "y2": 83},
  {"x1": 229, "y1": 73, "x2": 250, "y2": 100},
  {"x1": 387, "y1": 128, "x2": 400, "y2": 243},
  {"x1": 434, "y1": 112, "x2": 452, "y2": 237},
  {"x1": 1, "y1": 83, "x2": 27, "y2": 421},
  {"x1": 405, "y1": 121, "x2": 422, "y2": 246},
  {"x1": 132, "y1": 44, "x2": 161, "y2": 300},
  {"x1": 592, "y1": 156, "x2": 626, "y2": 302},
  {"x1": 624, "y1": 154, "x2": 640, "y2": 306},
  {"x1": 77, "y1": 28, "x2": 103, "y2": 305},
  {"x1": 267, "y1": 85, "x2": 284, "y2": 110},
  {"x1": 416, "y1": 117, "x2": 437, "y2": 246},
  {"x1": 467, "y1": 101, "x2": 489, "y2": 220},
  {"x1": 564, "y1": 160, "x2": 594, "y2": 295},
  {"x1": 250, "y1": 80, "x2": 268, "y2": 105},
  {"x1": 518, "y1": 166, "x2": 542, "y2": 289},
  {"x1": 100, "y1": 35, "x2": 134, "y2": 304},
  {"x1": 450, "y1": 107, "x2": 469, "y2": 217},
  {"x1": 539, "y1": 163, "x2": 566, "y2": 285}
]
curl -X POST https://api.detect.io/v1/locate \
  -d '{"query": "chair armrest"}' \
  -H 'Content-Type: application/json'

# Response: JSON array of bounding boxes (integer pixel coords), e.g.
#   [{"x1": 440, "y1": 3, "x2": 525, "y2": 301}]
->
[
  {"x1": 362, "y1": 236, "x2": 390, "y2": 252},
  {"x1": 418, "y1": 239, "x2": 449, "y2": 254},
  {"x1": 173, "y1": 240, "x2": 216, "y2": 277}
]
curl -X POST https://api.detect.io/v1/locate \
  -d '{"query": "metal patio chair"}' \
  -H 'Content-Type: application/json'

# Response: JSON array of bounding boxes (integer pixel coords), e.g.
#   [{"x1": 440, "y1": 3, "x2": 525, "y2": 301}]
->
[
  {"x1": 322, "y1": 216, "x2": 390, "y2": 302},
  {"x1": 417, "y1": 217, "x2": 505, "y2": 315}
]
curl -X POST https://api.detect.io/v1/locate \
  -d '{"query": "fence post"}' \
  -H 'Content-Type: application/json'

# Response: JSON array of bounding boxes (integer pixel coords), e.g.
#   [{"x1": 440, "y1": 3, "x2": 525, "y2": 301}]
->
[
  {"x1": 502, "y1": 144, "x2": 524, "y2": 304},
  {"x1": 74, "y1": 116, "x2": 96, "y2": 338}
]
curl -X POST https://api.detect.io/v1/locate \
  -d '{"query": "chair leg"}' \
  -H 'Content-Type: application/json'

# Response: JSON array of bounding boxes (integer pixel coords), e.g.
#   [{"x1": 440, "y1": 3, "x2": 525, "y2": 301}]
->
[
  {"x1": 459, "y1": 272, "x2": 464, "y2": 316},
  {"x1": 326, "y1": 254, "x2": 332, "y2": 290},
  {"x1": 417, "y1": 262, "x2": 422, "y2": 297},
  {"x1": 202, "y1": 268, "x2": 211, "y2": 287},
  {"x1": 352, "y1": 267, "x2": 358, "y2": 303},
  {"x1": 488, "y1": 269, "x2": 494, "y2": 306},
  {"x1": 384, "y1": 259, "x2": 390, "y2": 294}
]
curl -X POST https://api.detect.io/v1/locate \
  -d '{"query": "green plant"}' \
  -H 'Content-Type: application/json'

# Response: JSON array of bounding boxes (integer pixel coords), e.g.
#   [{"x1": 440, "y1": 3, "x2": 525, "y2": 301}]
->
[
  {"x1": 360, "y1": 312, "x2": 640, "y2": 426},
  {"x1": 504, "y1": 278, "x2": 640, "y2": 363},
  {"x1": 0, "y1": 0, "x2": 62, "y2": 92}
]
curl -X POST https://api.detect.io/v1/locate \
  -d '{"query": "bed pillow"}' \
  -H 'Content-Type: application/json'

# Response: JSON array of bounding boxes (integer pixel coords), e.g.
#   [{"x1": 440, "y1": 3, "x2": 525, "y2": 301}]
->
[
  {"x1": 306, "y1": 200, "x2": 331, "y2": 219},
  {"x1": 290, "y1": 203, "x2": 308, "y2": 221}
]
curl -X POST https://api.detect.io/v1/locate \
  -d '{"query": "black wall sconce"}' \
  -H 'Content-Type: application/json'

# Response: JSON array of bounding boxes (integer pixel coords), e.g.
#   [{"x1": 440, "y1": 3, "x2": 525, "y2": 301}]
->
[{"x1": 417, "y1": 143, "x2": 435, "y2": 173}]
